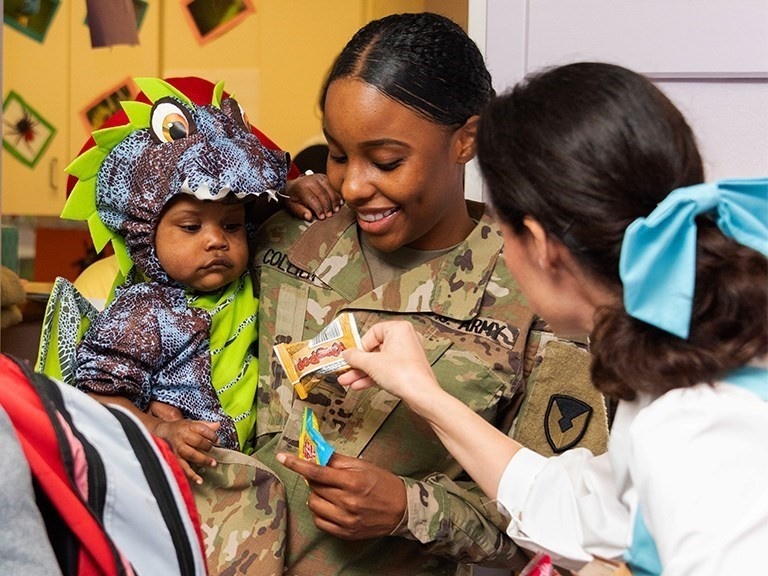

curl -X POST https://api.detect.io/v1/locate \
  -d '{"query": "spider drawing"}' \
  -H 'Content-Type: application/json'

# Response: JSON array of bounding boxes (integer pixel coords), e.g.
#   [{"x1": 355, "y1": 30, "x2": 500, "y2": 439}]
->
[{"x1": 4, "y1": 107, "x2": 38, "y2": 152}]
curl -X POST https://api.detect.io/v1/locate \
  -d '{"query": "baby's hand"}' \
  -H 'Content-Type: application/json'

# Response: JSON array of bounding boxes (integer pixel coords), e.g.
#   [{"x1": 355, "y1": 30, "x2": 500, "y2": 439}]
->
[
  {"x1": 284, "y1": 172, "x2": 343, "y2": 221},
  {"x1": 154, "y1": 419, "x2": 220, "y2": 485}
]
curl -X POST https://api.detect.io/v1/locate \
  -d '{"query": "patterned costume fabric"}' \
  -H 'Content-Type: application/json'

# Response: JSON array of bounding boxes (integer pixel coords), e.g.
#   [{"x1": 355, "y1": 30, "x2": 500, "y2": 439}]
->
[
  {"x1": 204, "y1": 201, "x2": 608, "y2": 576},
  {"x1": 71, "y1": 78, "x2": 289, "y2": 451}
]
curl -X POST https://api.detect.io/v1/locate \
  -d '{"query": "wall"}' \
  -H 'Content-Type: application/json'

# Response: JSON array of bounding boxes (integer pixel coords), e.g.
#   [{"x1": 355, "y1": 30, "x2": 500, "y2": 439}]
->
[
  {"x1": 2, "y1": 0, "x2": 468, "y2": 218},
  {"x1": 1, "y1": 0, "x2": 467, "y2": 279},
  {"x1": 467, "y1": 0, "x2": 768, "y2": 200},
  {"x1": 2, "y1": 1, "x2": 162, "y2": 216}
]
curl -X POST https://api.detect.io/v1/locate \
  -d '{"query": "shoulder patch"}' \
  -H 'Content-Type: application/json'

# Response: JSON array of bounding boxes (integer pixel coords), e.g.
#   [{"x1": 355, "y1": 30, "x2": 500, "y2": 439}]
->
[{"x1": 544, "y1": 394, "x2": 593, "y2": 453}]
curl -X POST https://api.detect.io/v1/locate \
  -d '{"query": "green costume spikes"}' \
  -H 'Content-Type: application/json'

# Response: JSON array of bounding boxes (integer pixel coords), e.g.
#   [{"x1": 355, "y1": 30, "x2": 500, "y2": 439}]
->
[
  {"x1": 213, "y1": 80, "x2": 225, "y2": 108},
  {"x1": 134, "y1": 77, "x2": 193, "y2": 106},
  {"x1": 119, "y1": 101, "x2": 151, "y2": 130},
  {"x1": 61, "y1": 78, "x2": 211, "y2": 277}
]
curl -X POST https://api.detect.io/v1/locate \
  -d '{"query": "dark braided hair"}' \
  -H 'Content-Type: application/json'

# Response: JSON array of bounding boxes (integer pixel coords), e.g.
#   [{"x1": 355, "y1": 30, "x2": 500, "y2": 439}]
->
[
  {"x1": 477, "y1": 62, "x2": 767, "y2": 400},
  {"x1": 320, "y1": 12, "x2": 494, "y2": 127}
]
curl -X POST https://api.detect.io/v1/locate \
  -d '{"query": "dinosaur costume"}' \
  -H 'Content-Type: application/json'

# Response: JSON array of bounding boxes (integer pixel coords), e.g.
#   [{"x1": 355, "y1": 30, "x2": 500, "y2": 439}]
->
[{"x1": 40, "y1": 77, "x2": 289, "y2": 453}]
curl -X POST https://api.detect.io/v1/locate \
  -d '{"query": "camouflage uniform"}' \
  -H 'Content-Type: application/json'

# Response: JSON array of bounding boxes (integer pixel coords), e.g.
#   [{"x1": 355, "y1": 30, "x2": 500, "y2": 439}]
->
[{"x1": 245, "y1": 201, "x2": 608, "y2": 576}]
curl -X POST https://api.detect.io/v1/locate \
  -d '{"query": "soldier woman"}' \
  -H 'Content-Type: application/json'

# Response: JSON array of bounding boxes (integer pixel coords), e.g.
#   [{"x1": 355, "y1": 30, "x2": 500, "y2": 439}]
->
[{"x1": 248, "y1": 12, "x2": 609, "y2": 576}]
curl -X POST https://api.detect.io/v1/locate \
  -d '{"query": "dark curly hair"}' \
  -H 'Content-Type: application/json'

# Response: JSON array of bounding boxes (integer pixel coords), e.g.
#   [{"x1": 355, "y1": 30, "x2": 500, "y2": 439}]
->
[
  {"x1": 320, "y1": 12, "x2": 494, "y2": 127},
  {"x1": 477, "y1": 62, "x2": 767, "y2": 400}
]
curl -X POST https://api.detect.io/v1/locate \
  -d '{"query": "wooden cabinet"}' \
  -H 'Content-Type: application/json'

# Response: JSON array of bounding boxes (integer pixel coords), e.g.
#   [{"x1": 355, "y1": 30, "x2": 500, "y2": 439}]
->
[
  {"x1": 2, "y1": 2, "x2": 70, "y2": 216},
  {"x1": 3, "y1": 0, "x2": 469, "y2": 217},
  {"x1": 2, "y1": 1, "x2": 161, "y2": 216}
]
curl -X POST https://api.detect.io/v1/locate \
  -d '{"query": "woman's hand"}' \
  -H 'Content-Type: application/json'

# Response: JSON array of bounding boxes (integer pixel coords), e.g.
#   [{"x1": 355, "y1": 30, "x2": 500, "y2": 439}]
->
[
  {"x1": 339, "y1": 321, "x2": 441, "y2": 409},
  {"x1": 284, "y1": 172, "x2": 343, "y2": 221},
  {"x1": 276, "y1": 451, "x2": 406, "y2": 539},
  {"x1": 341, "y1": 321, "x2": 523, "y2": 499}
]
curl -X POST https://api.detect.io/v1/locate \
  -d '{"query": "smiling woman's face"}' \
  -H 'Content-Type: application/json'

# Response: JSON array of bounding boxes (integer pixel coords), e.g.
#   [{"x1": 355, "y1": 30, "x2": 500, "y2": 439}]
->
[{"x1": 323, "y1": 78, "x2": 475, "y2": 253}]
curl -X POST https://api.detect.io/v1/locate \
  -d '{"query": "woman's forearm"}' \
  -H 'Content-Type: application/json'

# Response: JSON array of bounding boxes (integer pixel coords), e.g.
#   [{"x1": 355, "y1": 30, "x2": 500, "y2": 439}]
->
[{"x1": 405, "y1": 385, "x2": 522, "y2": 500}]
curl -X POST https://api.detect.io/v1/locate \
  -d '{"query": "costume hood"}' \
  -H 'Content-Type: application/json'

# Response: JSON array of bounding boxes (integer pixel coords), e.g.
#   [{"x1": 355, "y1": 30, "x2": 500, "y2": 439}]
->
[{"x1": 64, "y1": 77, "x2": 290, "y2": 285}]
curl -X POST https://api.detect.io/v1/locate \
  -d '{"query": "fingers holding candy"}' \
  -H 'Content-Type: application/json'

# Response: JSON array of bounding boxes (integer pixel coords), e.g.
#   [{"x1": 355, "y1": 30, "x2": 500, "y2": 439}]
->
[
  {"x1": 340, "y1": 321, "x2": 439, "y2": 403},
  {"x1": 277, "y1": 451, "x2": 407, "y2": 540}
]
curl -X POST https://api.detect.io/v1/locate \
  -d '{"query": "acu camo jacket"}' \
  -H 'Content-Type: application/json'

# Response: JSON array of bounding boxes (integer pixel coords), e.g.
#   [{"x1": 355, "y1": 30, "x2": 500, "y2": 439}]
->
[{"x1": 249, "y1": 202, "x2": 609, "y2": 576}]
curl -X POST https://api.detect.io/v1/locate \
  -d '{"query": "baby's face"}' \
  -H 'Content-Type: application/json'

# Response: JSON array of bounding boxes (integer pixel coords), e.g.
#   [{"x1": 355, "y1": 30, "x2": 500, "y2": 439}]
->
[{"x1": 155, "y1": 195, "x2": 248, "y2": 293}]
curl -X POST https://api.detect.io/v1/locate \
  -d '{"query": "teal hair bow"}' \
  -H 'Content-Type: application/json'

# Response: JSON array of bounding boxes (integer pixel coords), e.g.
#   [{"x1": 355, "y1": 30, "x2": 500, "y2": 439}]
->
[{"x1": 620, "y1": 178, "x2": 768, "y2": 339}]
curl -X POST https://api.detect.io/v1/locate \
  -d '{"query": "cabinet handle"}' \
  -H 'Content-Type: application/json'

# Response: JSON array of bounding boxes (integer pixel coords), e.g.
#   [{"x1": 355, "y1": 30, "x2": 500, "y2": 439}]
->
[{"x1": 50, "y1": 157, "x2": 59, "y2": 191}]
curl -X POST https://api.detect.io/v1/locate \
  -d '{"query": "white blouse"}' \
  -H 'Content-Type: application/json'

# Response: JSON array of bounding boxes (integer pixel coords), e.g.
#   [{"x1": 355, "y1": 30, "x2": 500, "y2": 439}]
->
[{"x1": 498, "y1": 378, "x2": 768, "y2": 574}]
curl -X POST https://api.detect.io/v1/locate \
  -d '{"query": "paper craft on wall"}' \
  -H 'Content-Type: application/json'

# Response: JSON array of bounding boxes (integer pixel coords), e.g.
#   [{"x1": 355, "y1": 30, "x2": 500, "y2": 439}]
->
[
  {"x1": 81, "y1": 79, "x2": 138, "y2": 132},
  {"x1": 182, "y1": 0, "x2": 254, "y2": 45},
  {"x1": 2, "y1": 90, "x2": 56, "y2": 169},
  {"x1": 3, "y1": 0, "x2": 61, "y2": 43},
  {"x1": 84, "y1": 0, "x2": 148, "y2": 33}
]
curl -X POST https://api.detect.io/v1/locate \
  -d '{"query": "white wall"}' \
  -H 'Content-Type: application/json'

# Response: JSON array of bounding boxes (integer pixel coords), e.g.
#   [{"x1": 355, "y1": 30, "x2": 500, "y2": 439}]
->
[{"x1": 467, "y1": 0, "x2": 768, "y2": 201}]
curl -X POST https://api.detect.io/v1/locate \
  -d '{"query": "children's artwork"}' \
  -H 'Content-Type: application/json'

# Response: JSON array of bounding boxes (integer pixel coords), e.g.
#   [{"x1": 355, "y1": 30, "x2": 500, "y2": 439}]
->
[
  {"x1": 81, "y1": 79, "x2": 137, "y2": 132},
  {"x1": 84, "y1": 0, "x2": 148, "y2": 32},
  {"x1": 2, "y1": 91, "x2": 56, "y2": 169},
  {"x1": 182, "y1": 0, "x2": 254, "y2": 45},
  {"x1": 3, "y1": 0, "x2": 61, "y2": 43},
  {"x1": 134, "y1": 0, "x2": 149, "y2": 28}
]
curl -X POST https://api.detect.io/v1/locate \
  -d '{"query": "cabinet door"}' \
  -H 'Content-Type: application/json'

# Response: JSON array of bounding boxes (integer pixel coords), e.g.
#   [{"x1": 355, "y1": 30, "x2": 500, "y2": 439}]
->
[
  {"x1": 2, "y1": 4, "x2": 70, "y2": 216},
  {"x1": 2, "y1": 2, "x2": 161, "y2": 217},
  {"x1": 467, "y1": 0, "x2": 768, "y2": 199}
]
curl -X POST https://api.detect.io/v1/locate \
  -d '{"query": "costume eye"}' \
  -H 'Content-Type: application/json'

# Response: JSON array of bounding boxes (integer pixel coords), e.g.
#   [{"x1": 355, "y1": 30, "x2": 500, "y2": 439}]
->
[
  {"x1": 221, "y1": 97, "x2": 252, "y2": 133},
  {"x1": 150, "y1": 97, "x2": 197, "y2": 143}
]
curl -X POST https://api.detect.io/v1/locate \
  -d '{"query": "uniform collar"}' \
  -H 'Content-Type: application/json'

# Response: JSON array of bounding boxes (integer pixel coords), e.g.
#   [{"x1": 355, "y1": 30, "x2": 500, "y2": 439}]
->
[{"x1": 286, "y1": 201, "x2": 503, "y2": 321}]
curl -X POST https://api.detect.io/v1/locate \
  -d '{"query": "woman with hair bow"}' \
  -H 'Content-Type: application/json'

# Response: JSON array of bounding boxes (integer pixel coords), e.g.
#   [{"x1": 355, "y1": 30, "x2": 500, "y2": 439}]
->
[{"x1": 325, "y1": 62, "x2": 768, "y2": 574}]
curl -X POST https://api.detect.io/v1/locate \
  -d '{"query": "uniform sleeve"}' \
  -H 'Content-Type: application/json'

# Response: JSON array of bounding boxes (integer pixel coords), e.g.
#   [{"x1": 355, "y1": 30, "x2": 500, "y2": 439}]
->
[
  {"x1": 391, "y1": 474, "x2": 527, "y2": 565},
  {"x1": 75, "y1": 294, "x2": 160, "y2": 409},
  {"x1": 388, "y1": 327, "x2": 614, "y2": 565},
  {"x1": 490, "y1": 324, "x2": 618, "y2": 569}
]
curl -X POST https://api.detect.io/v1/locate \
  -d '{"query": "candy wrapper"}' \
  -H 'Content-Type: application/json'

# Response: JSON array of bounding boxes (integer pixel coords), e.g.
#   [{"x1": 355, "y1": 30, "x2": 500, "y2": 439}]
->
[
  {"x1": 274, "y1": 312, "x2": 363, "y2": 399},
  {"x1": 520, "y1": 552, "x2": 562, "y2": 576},
  {"x1": 298, "y1": 407, "x2": 335, "y2": 466}
]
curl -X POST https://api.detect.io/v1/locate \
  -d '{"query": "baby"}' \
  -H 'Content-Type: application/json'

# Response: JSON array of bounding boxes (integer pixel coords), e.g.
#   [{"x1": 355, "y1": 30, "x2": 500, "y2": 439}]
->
[{"x1": 71, "y1": 77, "x2": 337, "y2": 483}]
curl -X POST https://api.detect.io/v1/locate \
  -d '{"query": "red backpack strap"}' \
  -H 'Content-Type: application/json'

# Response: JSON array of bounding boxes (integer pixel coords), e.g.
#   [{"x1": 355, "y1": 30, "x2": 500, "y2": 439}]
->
[{"x1": 0, "y1": 354, "x2": 126, "y2": 576}]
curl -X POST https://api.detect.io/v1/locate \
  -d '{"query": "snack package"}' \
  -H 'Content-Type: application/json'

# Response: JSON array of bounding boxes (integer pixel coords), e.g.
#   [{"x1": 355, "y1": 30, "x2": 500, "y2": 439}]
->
[
  {"x1": 520, "y1": 552, "x2": 562, "y2": 576},
  {"x1": 298, "y1": 407, "x2": 335, "y2": 466},
  {"x1": 274, "y1": 312, "x2": 363, "y2": 399}
]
